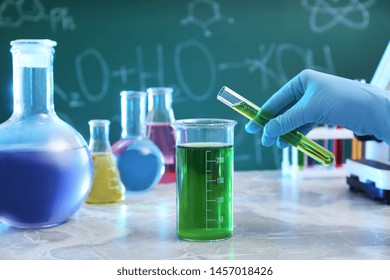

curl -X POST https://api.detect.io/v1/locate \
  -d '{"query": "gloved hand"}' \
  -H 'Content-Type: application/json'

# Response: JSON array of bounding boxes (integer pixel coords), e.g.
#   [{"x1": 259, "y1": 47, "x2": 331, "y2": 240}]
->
[{"x1": 245, "y1": 69, "x2": 390, "y2": 147}]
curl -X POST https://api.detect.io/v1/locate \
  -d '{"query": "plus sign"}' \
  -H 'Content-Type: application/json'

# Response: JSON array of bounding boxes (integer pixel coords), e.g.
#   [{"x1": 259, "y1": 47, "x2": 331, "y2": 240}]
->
[{"x1": 111, "y1": 66, "x2": 136, "y2": 84}]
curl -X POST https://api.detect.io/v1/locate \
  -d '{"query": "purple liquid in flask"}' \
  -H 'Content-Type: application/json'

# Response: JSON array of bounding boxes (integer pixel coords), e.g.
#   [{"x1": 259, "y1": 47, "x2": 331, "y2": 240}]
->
[
  {"x1": 146, "y1": 87, "x2": 176, "y2": 184},
  {"x1": 0, "y1": 148, "x2": 92, "y2": 227},
  {"x1": 147, "y1": 123, "x2": 176, "y2": 183}
]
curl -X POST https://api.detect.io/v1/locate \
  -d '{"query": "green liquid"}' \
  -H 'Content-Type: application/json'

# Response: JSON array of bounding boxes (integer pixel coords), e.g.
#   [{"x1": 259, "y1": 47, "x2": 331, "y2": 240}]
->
[
  {"x1": 232, "y1": 101, "x2": 334, "y2": 166},
  {"x1": 176, "y1": 143, "x2": 233, "y2": 241}
]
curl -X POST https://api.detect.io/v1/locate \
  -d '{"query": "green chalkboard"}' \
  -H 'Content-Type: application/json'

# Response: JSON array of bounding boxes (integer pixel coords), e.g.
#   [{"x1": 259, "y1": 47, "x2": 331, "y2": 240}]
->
[{"x1": 1, "y1": 0, "x2": 390, "y2": 170}]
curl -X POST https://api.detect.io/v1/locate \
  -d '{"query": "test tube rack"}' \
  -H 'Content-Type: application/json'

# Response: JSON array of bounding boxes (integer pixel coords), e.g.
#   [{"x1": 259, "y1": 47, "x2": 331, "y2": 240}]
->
[{"x1": 282, "y1": 126, "x2": 354, "y2": 179}]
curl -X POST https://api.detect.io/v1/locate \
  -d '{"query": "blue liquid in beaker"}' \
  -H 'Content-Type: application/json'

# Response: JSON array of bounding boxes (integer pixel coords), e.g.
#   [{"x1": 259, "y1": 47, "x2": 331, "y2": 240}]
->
[
  {"x1": 112, "y1": 139, "x2": 164, "y2": 192},
  {"x1": 0, "y1": 147, "x2": 93, "y2": 228}
]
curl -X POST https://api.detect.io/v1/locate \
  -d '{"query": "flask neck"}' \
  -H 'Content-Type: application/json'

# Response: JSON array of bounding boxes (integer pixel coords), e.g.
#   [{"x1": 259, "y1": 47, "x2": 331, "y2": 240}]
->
[
  {"x1": 10, "y1": 40, "x2": 57, "y2": 119},
  {"x1": 146, "y1": 87, "x2": 175, "y2": 123},
  {"x1": 120, "y1": 91, "x2": 147, "y2": 140},
  {"x1": 89, "y1": 120, "x2": 112, "y2": 153}
]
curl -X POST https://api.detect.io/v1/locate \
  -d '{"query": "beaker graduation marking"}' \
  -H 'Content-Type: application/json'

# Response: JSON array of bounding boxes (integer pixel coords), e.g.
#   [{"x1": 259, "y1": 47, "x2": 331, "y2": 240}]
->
[
  {"x1": 205, "y1": 148, "x2": 227, "y2": 230},
  {"x1": 206, "y1": 150, "x2": 216, "y2": 230}
]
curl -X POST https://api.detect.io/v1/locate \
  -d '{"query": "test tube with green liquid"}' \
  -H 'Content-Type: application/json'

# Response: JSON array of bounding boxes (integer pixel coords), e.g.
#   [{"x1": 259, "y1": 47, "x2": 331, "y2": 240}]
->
[{"x1": 217, "y1": 86, "x2": 335, "y2": 166}]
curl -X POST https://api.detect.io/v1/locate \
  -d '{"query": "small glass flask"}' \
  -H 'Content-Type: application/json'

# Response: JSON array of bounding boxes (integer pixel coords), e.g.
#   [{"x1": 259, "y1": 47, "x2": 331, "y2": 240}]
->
[
  {"x1": 146, "y1": 87, "x2": 176, "y2": 184},
  {"x1": 0, "y1": 39, "x2": 93, "y2": 228},
  {"x1": 87, "y1": 120, "x2": 125, "y2": 203},
  {"x1": 112, "y1": 91, "x2": 165, "y2": 192}
]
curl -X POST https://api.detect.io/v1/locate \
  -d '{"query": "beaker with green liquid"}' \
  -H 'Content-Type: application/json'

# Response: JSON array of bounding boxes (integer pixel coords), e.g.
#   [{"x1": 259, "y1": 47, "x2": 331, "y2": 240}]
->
[{"x1": 171, "y1": 119, "x2": 236, "y2": 241}]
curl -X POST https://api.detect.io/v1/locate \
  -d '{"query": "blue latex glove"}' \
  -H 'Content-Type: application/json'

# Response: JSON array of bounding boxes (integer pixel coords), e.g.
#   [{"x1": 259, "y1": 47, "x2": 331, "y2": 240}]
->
[{"x1": 245, "y1": 69, "x2": 390, "y2": 147}]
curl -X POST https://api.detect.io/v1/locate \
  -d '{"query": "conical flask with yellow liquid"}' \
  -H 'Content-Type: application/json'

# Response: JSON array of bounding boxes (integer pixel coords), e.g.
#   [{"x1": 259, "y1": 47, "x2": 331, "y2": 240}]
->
[{"x1": 86, "y1": 120, "x2": 125, "y2": 203}]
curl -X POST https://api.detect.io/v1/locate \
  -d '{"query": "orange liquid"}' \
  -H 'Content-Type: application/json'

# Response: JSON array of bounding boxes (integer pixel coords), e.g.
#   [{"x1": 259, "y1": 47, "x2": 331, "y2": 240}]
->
[{"x1": 86, "y1": 153, "x2": 125, "y2": 203}]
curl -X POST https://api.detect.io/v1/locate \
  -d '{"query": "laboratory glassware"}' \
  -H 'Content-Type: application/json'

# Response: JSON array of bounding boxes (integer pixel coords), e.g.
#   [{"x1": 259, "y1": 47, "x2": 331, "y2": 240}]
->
[
  {"x1": 112, "y1": 91, "x2": 165, "y2": 192},
  {"x1": 146, "y1": 87, "x2": 176, "y2": 184},
  {"x1": 217, "y1": 86, "x2": 335, "y2": 166},
  {"x1": 87, "y1": 120, "x2": 125, "y2": 203},
  {"x1": 171, "y1": 118, "x2": 236, "y2": 241},
  {"x1": 0, "y1": 39, "x2": 93, "y2": 228}
]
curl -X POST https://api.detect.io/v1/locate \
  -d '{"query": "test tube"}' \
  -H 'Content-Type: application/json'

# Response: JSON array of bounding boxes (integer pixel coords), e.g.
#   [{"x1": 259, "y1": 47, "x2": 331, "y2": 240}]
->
[{"x1": 217, "y1": 86, "x2": 335, "y2": 166}]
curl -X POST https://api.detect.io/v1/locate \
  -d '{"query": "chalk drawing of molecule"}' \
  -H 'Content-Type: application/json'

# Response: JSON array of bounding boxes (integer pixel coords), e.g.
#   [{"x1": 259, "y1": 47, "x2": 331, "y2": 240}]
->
[
  {"x1": 181, "y1": 0, "x2": 234, "y2": 37},
  {"x1": 301, "y1": 0, "x2": 376, "y2": 33},
  {"x1": 0, "y1": 0, "x2": 47, "y2": 28}
]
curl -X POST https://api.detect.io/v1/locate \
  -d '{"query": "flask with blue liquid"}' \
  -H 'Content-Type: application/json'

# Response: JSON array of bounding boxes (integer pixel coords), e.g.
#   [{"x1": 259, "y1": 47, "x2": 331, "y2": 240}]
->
[
  {"x1": 112, "y1": 91, "x2": 165, "y2": 192},
  {"x1": 0, "y1": 39, "x2": 93, "y2": 228}
]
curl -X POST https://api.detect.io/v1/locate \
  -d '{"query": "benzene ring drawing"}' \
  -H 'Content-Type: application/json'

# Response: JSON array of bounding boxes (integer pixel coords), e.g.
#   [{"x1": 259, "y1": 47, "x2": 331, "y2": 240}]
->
[{"x1": 181, "y1": 0, "x2": 234, "y2": 38}]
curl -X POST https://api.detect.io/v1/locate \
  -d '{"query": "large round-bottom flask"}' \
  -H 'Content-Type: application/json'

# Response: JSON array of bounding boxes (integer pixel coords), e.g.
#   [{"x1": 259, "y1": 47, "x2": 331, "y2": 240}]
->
[{"x1": 0, "y1": 39, "x2": 93, "y2": 228}]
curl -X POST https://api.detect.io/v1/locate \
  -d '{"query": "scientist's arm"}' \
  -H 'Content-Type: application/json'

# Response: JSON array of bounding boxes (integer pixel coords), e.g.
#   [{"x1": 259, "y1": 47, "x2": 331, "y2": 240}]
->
[{"x1": 245, "y1": 69, "x2": 390, "y2": 147}]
